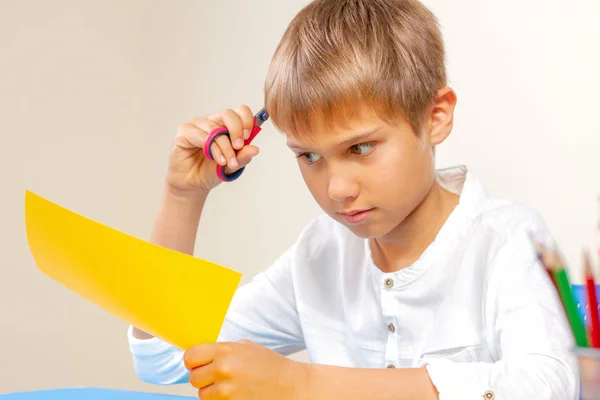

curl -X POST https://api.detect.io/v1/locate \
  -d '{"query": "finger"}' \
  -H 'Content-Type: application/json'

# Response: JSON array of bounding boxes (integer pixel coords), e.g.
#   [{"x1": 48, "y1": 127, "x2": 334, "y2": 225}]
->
[
  {"x1": 214, "y1": 133, "x2": 239, "y2": 170},
  {"x1": 188, "y1": 118, "x2": 226, "y2": 164},
  {"x1": 189, "y1": 362, "x2": 217, "y2": 389},
  {"x1": 220, "y1": 108, "x2": 245, "y2": 150},
  {"x1": 236, "y1": 145, "x2": 260, "y2": 166},
  {"x1": 175, "y1": 122, "x2": 210, "y2": 150},
  {"x1": 208, "y1": 142, "x2": 227, "y2": 166},
  {"x1": 198, "y1": 383, "x2": 233, "y2": 400},
  {"x1": 197, "y1": 385, "x2": 215, "y2": 400},
  {"x1": 234, "y1": 104, "x2": 255, "y2": 140},
  {"x1": 184, "y1": 345, "x2": 217, "y2": 370},
  {"x1": 222, "y1": 145, "x2": 259, "y2": 176},
  {"x1": 190, "y1": 116, "x2": 221, "y2": 135}
]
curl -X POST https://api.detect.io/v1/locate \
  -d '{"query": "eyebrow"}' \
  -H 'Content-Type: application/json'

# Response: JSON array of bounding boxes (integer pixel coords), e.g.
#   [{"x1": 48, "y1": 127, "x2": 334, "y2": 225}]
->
[{"x1": 287, "y1": 126, "x2": 383, "y2": 152}]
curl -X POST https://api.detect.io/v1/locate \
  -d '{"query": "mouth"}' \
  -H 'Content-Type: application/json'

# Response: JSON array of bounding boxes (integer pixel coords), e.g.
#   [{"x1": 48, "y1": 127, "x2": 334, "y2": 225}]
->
[{"x1": 338, "y1": 208, "x2": 375, "y2": 224}]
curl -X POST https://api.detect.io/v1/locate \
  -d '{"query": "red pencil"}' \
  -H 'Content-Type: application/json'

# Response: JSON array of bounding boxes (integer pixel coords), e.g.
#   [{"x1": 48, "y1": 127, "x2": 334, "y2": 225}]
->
[{"x1": 584, "y1": 249, "x2": 600, "y2": 348}]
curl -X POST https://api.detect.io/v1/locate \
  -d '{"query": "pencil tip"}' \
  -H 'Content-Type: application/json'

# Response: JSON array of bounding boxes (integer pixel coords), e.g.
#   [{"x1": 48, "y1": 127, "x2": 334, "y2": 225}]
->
[{"x1": 584, "y1": 248, "x2": 594, "y2": 275}]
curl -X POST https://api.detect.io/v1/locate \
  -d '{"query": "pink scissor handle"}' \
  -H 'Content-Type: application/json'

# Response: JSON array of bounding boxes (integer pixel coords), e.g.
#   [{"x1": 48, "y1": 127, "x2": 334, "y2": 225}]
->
[{"x1": 204, "y1": 119, "x2": 264, "y2": 182}]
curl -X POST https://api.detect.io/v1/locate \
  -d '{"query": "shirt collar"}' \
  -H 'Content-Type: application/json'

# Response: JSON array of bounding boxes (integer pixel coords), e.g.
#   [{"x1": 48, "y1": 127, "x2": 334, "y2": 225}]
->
[{"x1": 366, "y1": 165, "x2": 488, "y2": 288}]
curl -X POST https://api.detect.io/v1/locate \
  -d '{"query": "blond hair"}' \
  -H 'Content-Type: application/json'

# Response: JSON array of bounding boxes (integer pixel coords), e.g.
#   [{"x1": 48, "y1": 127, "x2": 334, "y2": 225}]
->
[{"x1": 264, "y1": 0, "x2": 447, "y2": 137}]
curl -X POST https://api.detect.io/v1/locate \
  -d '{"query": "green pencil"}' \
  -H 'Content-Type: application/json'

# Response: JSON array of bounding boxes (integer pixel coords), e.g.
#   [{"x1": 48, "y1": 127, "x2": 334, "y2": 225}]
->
[{"x1": 550, "y1": 259, "x2": 589, "y2": 347}]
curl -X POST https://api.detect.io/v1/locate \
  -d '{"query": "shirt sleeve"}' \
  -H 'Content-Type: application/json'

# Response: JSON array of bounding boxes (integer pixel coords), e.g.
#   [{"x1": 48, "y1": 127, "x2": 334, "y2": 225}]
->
[
  {"x1": 424, "y1": 231, "x2": 580, "y2": 400},
  {"x1": 127, "y1": 244, "x2": 305, "y2": 385}
]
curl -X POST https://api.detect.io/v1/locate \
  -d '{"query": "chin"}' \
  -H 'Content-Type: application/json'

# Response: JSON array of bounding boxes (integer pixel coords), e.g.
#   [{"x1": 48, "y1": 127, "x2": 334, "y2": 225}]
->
[{"x1": 338, "y1": 218, "x2": 397, "y2": 239}]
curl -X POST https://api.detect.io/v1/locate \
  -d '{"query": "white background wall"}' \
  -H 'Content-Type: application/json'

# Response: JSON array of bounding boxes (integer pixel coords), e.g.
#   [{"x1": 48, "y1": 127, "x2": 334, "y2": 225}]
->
[{"x1": 1, "y1": 0, "x2": 598, "y2": 396}]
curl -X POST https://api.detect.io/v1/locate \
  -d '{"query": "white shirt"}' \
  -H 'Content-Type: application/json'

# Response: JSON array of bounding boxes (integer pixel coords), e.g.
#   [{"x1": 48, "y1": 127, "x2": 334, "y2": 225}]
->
[{"x1": 128, "y1": 165, "x2": 580, "y2": 399}]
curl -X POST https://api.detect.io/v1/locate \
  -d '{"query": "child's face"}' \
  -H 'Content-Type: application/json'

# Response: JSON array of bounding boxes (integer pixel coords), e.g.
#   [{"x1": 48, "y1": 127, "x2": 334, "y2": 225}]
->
[{"x1": 286, "y1": 106, "x2": 439, "y2": 239}]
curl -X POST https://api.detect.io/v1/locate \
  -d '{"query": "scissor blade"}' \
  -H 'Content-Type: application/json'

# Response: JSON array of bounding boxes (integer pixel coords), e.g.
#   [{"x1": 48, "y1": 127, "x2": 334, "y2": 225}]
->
[{"x1": 254, "y1": 107, "x2": 269, "y2": 128}]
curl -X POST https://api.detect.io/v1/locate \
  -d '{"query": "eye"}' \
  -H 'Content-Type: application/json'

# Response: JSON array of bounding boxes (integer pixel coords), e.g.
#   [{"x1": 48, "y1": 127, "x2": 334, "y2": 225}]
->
[
  {"x1": 350, "y1": 143, "x2": 373, "y2": 155},
  {"x1": 298, "y1": 152, "x2": 322, "y2": 164}
]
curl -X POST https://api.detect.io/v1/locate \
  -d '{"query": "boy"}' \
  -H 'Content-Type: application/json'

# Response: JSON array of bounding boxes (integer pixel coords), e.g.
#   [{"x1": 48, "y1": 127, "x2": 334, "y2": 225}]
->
[{"x1": 128, "y1": 0, "x2": 579, "y2": 399}]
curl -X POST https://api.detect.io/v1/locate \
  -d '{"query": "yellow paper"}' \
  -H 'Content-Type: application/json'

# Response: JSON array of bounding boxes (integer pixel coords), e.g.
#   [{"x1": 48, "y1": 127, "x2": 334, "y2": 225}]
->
[{"x1": 24, "y1": 190, "x2": 242, "y2": 350}]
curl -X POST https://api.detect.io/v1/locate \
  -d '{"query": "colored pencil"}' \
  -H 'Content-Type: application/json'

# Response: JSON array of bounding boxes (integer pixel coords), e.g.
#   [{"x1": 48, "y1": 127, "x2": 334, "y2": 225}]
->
[
  {"x1": 597, "y1": 194, "x2": 600, "y2": 261},
  {"x1": 544, "y1": 249, "x2": 589, "y2": 347},
  {"x1": 530, "y1": 236, "x2": 555, "y2": 286},
  {"x1": 584, "y1": 249, "x2": 600, "y2": 347}
]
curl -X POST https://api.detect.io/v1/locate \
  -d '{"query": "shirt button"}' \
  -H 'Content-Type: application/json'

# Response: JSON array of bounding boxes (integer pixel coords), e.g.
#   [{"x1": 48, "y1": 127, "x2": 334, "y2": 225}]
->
[
  {"x1": 388, "y1": 323, "x2": 395, "y2": 333},
  {"x1": 384, "y1": 278, "x2": 394, "y2": 288},
  {"x1": 386, "y1": 364, "x2": 395, "y2": 369},
  {"x1": 483, "y1": 390, "x2": 495, "y2": 399}
]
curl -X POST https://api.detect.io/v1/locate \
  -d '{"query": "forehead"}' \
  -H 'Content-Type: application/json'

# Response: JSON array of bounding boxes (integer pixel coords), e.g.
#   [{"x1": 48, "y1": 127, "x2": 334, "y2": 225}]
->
[{"x1": 285, "y1": 105, "x2": 412, "y2": 150}]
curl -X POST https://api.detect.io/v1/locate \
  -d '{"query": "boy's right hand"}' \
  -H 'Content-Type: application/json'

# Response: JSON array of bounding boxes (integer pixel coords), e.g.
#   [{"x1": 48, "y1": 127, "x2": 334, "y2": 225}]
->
[{"x1": 166, "y1": 105, "x2": 260, "y2": 195}]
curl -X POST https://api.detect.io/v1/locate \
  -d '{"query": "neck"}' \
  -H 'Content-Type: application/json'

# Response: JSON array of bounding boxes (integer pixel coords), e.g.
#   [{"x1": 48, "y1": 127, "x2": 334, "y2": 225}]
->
[{"x1": 370, "y1": 179, "x2": 460, "y2": 273}]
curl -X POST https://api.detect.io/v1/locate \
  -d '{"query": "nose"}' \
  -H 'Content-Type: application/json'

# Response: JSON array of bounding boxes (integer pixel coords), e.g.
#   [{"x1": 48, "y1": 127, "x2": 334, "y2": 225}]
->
[{"x1": 328, "y1": 168, "x2": 359, "y2": 203}]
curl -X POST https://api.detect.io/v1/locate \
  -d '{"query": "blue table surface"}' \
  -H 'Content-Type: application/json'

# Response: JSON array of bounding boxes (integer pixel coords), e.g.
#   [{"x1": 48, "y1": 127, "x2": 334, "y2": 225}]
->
[{"x1": 0, "y1": 388, "x2": 196, "y2": 399}]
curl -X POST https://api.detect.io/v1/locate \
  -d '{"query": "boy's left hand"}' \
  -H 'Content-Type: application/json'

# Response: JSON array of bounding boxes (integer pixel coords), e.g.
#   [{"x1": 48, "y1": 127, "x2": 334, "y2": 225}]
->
[{"x1": 184, "y1": 340, "x2": 307, "y2": 400}]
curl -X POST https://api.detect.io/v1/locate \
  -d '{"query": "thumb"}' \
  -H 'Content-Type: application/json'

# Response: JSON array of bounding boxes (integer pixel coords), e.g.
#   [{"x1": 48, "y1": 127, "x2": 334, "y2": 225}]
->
[
  {"x1": 222, "y1": 145, "x2": 260, "y2": 176},
  {"x1": 236, "y1": 145, "x2": 260, "y2": 168}
]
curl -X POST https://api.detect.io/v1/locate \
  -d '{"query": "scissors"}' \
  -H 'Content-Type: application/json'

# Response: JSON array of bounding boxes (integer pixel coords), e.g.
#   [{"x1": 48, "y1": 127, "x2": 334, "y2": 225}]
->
[{"x1": 203, "y1": 107, "x2": 269, "y2": 182}]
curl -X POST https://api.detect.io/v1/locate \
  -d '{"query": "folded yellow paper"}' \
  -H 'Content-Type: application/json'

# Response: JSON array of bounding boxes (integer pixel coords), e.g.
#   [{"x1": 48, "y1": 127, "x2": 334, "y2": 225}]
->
[{"x1": 24, "y1": 190, "x2": 242, "y2": 350}]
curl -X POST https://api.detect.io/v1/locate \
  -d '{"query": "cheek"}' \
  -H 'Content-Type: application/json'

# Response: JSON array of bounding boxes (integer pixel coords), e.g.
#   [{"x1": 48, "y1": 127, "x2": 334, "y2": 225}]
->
[
  {"x1": 299, "y1": 166, "x2": 329, "y2": 204},
  {"x1": 371, "y1": 141, "x2": 434, "y2": 197}
]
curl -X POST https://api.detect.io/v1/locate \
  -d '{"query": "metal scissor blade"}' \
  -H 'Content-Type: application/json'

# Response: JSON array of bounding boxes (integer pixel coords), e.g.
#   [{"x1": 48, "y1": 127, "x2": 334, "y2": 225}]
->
[{"x1": 254, "y1": 107, "x2": 269, "y2": 128}]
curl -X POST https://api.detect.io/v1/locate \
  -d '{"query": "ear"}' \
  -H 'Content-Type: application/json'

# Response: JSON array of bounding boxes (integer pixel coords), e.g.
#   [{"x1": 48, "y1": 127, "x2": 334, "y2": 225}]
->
[{"x1": 427, "y1": 87, "x2": 457, "y2": 146}]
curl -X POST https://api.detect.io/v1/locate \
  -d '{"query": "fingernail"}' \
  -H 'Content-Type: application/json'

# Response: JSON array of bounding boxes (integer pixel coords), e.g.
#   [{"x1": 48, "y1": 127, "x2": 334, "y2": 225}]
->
[
  {"x1": 234, "y1": 138, "x2": 244, "y2": 149},
  {"x1": 219, "y1": 155, "x2": 226, "y2": 165},
  {"x1": 230, "y1": 158, "x2": 239, "y2": 168},
  {"x1": 243, "y1": 129, "x2": 250, "y2": 140}
]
